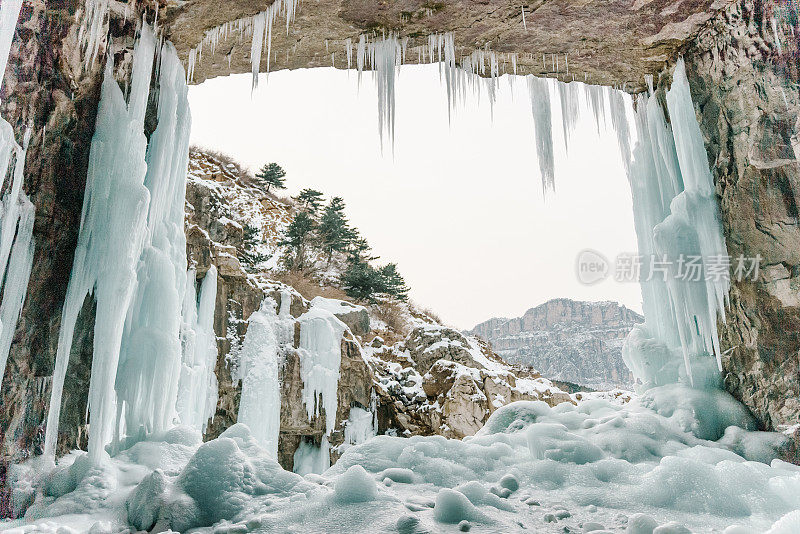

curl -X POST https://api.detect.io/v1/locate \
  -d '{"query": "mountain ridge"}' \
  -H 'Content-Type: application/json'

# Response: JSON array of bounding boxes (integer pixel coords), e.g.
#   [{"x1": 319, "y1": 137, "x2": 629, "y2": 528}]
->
[{"x1": 470, "y1": 298, "x2": 643, "y2": 390}]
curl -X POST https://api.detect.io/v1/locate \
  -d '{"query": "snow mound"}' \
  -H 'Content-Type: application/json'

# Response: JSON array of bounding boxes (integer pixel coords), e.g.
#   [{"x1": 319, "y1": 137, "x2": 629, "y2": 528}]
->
[{"x1": 8, "y1": 389, "x2": 798, "y2": 534}]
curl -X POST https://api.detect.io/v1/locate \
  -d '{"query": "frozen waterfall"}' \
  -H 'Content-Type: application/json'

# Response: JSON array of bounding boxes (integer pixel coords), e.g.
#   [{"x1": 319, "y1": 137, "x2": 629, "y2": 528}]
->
[
  {"x1": 0, "y1": 0, "x2": 35, "y2": 392},
  {"x1": 298, "y1": 306, "x2": 347, "y2": 435},
  {"x1": 43, "y1": 24, "x2": 200, "y2": 463},
  {"x1": 235, "y1": 292, "x2": 293, "y2": 458},
  {"x1": 621, "y1": 59, "x2": 729, "y2": 391}
]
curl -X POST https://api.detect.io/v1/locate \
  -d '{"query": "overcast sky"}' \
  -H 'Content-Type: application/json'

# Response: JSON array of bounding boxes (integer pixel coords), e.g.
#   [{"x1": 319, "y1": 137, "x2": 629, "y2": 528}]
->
[{"x1": 188, "y1": 65, "x2": 642, "y2": 329}]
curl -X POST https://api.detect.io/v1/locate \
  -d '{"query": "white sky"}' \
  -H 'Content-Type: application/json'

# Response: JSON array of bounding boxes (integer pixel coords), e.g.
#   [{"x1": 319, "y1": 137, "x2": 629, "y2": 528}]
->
[{"x1": 188, "y1": 65, "x2": 643, "y2": 329}]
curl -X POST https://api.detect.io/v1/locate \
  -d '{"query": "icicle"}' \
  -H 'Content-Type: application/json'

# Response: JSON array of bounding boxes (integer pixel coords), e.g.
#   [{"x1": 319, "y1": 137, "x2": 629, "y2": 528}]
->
[
  {"x1": 608, "y1": 86, "x2": 631, "y2": 174},
  {"x1": 176, "y1": 266, "x2": 219, "y2": 434},
  {"x1": 527, "y1": 76, "x2": 555, "y2": 193},
  {"x1": 0, "y1": 127, "x2": 35, "y2": 391},
  {"x1": 363, "y1": 34, "x2": 403, "y2": 150},
  {"x1": 557, "y1": 81, "x2": 579, "y2": 151},
  {"x1": 584, "y1": 83, "x2": 607, "y2": 133},
  {"x1": 250, "y1": 12, "x2": 267, "y2": 90},
  {"x1": 117, "y1": 40, "x2": 194, "y2": 442},
  {"x1": 187, "y1": 1, "x2": 302, "y2": 87},
  {"x1": 78, "y1": 0, "x2": 109, "y2": 69},
  {"x1": 521, "y1": 6, "x2": 527, "y2": 30},
  {"x1": 345, "y1": 38, "x2": 352, "y2": 70},
  {"x1": 44, "y1": 24, "x2": 157, "y2": 463},
  {"x1": 356, "y1": 34, "x2": 366, "y2": 85}
]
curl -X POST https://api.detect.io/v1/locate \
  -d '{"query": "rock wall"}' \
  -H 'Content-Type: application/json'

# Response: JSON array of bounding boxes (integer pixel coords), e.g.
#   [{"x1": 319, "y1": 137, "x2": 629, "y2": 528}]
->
[
  {"x1": 0, "y1": 0, "x2": 111, "y2": 507},
  {"x1": 681, "y1": 0, "x2": 799, "y2": 432}
]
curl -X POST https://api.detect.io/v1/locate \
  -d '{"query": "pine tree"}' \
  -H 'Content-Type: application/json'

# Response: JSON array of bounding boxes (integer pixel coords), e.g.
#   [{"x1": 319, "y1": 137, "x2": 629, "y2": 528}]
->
[
  {"x1": 341, "y1": 261, "x2": 384, "y2": 302},
  {"x1": 378, "y1": 263, "x2": 409, "y2": 301},
  {"x1": 279, "y1": 211, "x2": 315, "y2": 271},
  {"x1": 317, "y1": 196, "x2": 352, "y2": 263},
  {"x1": 347, "y1": 234, "x2": 375, "y2": 264},
  {"x1": 240, "y1": 223, "x2": 269, "y2": 268},
  {"x1": 295, "y1": 188, "x2": 324, "y2": 215},
  {"x1": 254, "y1": 162, "x2": 287, "y2": 194}
]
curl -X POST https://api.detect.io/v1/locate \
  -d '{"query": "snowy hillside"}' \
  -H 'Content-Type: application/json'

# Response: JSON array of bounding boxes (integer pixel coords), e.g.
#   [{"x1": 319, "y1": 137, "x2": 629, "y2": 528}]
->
[{"x1": 471, "y1": 299, "x2": 642, "y2": 390}]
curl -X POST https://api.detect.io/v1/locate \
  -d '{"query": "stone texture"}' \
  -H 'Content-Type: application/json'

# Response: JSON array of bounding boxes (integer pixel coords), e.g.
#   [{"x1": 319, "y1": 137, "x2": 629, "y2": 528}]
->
[
  {"x1": 679, "y1": 0, "x2": 800, "y2": 432},
  {"x1": 470, "y1": 299, "x2": 642, "y2": 390}
]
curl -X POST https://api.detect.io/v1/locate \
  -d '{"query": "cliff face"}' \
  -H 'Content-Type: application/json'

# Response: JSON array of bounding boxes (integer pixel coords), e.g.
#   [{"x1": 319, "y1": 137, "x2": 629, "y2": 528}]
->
[
  {"x1": 471, "y1": 299, "x2": 642, "y2": 390},
  {"x1": 0, "y1": 1, "x2": 145, "y2": 500},
  {"x1": 679, "y1": 0, "x2": 800, "y2": 432},
  {"x1": 182, "y1": 150, "x2": 573, "y2": 474}
]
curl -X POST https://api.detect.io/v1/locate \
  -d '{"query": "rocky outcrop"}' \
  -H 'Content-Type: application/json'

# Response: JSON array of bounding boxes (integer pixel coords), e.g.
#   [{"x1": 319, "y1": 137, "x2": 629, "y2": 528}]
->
[
  {"x1": 471, "y1": 299, "x2": 642, "y2": 390},
  {"x1": 677, "y1": 0, "x2": 800, "y2": 432},
  {"x1": 368, "y1": 323, "x2": 573, "y2": 439}
]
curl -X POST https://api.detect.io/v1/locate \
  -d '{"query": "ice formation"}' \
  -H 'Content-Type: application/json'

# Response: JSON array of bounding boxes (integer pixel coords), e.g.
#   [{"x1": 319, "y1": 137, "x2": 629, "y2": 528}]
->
[
  {"x1": 185, "y1": 0, "x2": 301, "y2": 85},
  {"x1": 621, "y1": 58, "x2": 730, "y2": 391},
  {"x1": 78, "y1": 0, "x2": 110, "y2": 69},
  {"x1": 44, "y1": 24, "x2": 199, "y2": 463},
  {"x1": 0, "y1": 0, "x2": 35, "y2": 390},
  {"x1": 176, "y1": 266, "x2": 219, "y2": 433},
  {"x1": 298, "y1": 306, "x2": 347, "y2": 434},
  {"x1": 526, "y1": 76, "x2": 555, "y2": 192},
  {"x1": 117, "y1": 39, "x2": 195, "y2": 444},
  {"x1": 234, "y1": 293, "x2": 293, "y2": 457},
  {"x1": 293, "y1": 436, "x2": 331, "y2": 475},
  {"x1": 343, "y1": 405, "x2": 378, "y2": 446},
  {"x1": 0, "y1": 0, "x2": 22, "y2": 83},
  {"x1": 44, "y1": 25, "x2": 156, "y2": 462}
]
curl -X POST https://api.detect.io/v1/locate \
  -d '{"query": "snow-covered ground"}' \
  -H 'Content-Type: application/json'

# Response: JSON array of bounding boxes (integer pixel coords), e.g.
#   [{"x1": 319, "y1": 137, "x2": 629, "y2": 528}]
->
[{"x1": 5, "y1": 387, "x2": 799, "y2": 534}]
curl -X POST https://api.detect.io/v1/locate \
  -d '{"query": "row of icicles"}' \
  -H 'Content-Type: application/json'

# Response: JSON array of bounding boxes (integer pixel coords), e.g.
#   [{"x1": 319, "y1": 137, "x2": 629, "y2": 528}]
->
[{"x1": 183, "y1": 2, "x2": 631, "y2": 193}]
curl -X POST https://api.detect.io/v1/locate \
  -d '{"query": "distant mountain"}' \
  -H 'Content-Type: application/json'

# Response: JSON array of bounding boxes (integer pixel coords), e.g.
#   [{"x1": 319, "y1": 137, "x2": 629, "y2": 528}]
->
[{"x1": 470, "y1": 299, "x2": 643, "y2": 391}]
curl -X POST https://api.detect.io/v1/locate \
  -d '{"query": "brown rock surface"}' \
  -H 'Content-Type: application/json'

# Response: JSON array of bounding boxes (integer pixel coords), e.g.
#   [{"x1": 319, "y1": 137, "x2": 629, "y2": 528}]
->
[{"x1": 164, "y1": 0, "x2": 730, "y2": 92}]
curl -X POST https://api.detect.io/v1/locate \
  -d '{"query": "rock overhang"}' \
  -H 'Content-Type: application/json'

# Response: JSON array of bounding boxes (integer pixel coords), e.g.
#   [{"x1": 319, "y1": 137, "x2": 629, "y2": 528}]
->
[{"x1": 161, "y1": 0, "x2": 732, "y2": 92}]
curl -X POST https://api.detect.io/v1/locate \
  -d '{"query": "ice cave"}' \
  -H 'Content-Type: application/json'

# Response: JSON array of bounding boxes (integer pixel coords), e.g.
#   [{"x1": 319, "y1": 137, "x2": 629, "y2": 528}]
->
[{"x1": 0, "y1": 0, "x2": 799, "y2": 533}]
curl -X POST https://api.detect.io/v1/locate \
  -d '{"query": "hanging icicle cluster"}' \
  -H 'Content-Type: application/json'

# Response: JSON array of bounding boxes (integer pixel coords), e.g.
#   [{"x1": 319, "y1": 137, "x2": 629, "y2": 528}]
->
[
  {"x1": 78, "y1": 0, "x2": 110, "y2": 69},
  {"x1": 621, "y1": 58, "x2": 730, "y2": 392},
  {"x1": 44, "y1": 22, "x2": 218, "y2": 464},
  {"x1": 186, "y1": 0, "x2": 301, "y2": 86}
]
